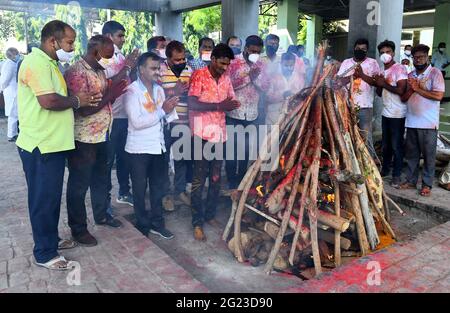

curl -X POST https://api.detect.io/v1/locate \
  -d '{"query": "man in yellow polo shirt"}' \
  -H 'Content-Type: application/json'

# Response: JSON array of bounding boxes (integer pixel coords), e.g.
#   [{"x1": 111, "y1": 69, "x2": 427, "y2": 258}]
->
[{"x1": 17, "y1": 20, "x2": 100, "y2": 270}]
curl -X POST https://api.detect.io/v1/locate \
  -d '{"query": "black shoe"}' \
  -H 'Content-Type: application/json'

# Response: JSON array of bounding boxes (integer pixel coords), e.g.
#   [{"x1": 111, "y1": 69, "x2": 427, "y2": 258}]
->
[
  {"x1": 73, "y1": 231, "x2": 98, "y2": 247},
  {"x1": 149, "y1": 227, "x2": 174, "y2": 240},
  {"x1": 97, "y1": 215, "x2": 122, "y2": 228}
]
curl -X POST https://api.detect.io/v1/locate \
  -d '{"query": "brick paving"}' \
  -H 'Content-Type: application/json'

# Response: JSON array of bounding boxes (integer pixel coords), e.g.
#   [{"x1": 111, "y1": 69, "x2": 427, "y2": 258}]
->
[{"x1": 0, "y1": 118, "x2": 449, "y2": 293}]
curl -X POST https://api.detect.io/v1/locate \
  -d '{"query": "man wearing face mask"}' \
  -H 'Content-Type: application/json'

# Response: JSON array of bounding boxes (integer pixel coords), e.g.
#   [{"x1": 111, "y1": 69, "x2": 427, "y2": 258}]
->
[
  {"x1": 188, "y1": 37, "x2": 215, "y2": 71},
  {"x1": 225, "y1": 35, "x2": 266, "y2": 190},
  {"x1": 432, "y1": 42, "x2": 450, "y2": 79},
  {"x1": 64, "y1": 35, "x2": 128, "y2": 246},
  {"x1": 261, "y1": 34, "x2": 280, "y2": 64},
  {"x1": 373, "y1": 40, "x2": 408, "y2": 188},
  {"x1": 1, "y1": 47, "x2": 20, "y2": 141},
  {"x1": 102, "y1": 21, "x2": 140, "y2": 212},
  {"x1": 17, "y1": 20, "x2": 101, "y2": 270},
  {"x1": 264, "y1": 52, "x2": 306, "y2": 125},
  {"x1": 147, "y1": 36, "x2": 167, "y2": 59},
  {"x1": 159, "y1": 40, "x2": 193, "y2": 209},
  {"x1": 402, "y1": 44, "x2": 413, "y2": 72},
  {"x1": 227, "y1": 36, "x2": 242, "y2": 57},
  {"x1": 336, "y1": 38, "x2": 381, "y2": 158},
  {"x1": 400, "y1": 44, "x2": 445, "y2": 197}
]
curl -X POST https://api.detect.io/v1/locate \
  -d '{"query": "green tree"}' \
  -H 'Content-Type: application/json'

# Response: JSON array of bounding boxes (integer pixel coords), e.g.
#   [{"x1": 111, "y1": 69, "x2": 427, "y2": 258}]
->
[
  {"x1": 183, "y1": 5, "x2": 221, "y2": 57},
  {"x1": 259, "y1": 3, "x2": 277, "y2": 39}
]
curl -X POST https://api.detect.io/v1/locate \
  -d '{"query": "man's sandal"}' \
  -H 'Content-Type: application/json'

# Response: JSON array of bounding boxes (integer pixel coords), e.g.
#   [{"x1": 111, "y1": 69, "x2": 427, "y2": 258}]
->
[
  {"x1": 398, "y1": 182, "x2": 416, "y2": 190},
  {"x1": 58, "y1": 239, "x2": 77, "y2": 250},
  {"x1": 419, "y1": 186, "x2": 432, "y2": 197},
  {"x1": 35, "y1": 256, "x2": 74, "y2": 271}
]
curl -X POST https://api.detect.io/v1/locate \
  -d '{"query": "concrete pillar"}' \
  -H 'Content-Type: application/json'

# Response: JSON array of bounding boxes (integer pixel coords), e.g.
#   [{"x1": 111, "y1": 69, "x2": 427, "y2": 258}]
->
[
  {"x1": 433, "y1": 3, "x2": 450, "y2": 50},
  {"x1": 222, "y1": 0, "x2": 259, "y2": 43},
  {"x1": 348, "y1": 0, "x2": 404, "y2": 59},
  {"x1": 277, "y1": 0, "x2": 299, "y2": 51},
  {"x1": 348, "y1": 0, "x2": 404, "y2": 140},
  {"x1": 306, "y1": 14, "x2": 323, "y2": 60},
  {"x1": 155, "y1": 6, "x2": 183, "y2": 42}
]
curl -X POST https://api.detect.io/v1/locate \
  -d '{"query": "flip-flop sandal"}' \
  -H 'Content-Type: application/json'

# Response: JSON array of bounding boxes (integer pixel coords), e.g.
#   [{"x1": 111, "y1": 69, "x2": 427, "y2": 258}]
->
[
  {"x1": 35, "y1": 256, "x2": 73, "y2": 271},
  {"x1": 399, "y1": 182, "x2": 416, "y2": 190},
  {"x1": 58, "y1": 239, "x2": 78, "y2": 250},
  {"x1": 419, "y1": 186, "x2": 432, "y2": 197}
]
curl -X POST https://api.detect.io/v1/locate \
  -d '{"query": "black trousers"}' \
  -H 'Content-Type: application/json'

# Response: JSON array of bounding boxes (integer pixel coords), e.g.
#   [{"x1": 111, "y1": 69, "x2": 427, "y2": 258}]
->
[
  {"x1": 128, "y1": 152, "x2": 165, "y2": 235},
  {"x1": 107, "y1": 118, "x2": 131, "y2": 200},
  {"x1": 18, "y1": 148, "x2": 66, "y2": 263},
  {"x1": 381, "y1": 116, "x2": 405, "y2": 178},
  {"x1": 225, "y1": 117, "x2": 254, "y2": 189},
  {"x1": 67, "y1": 141, "x2": 109, "y2": 236},
  {"x1": 191, "y1": 137, "x2": 223, "y2": 227}
]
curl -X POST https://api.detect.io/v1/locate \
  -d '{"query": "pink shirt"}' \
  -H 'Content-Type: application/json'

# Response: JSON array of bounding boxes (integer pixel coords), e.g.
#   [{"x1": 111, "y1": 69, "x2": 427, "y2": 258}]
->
[
  {"x1": 226, "y1": 55, "x2": 266, "y2": 121},
  {"x1": 382, "y1": 63, "x2": 408, "y2": 118},
  {"x1": 406, "y1": 65, "x2": 445, "y2": 129},
  {"x1": 337, "y1": 57, "x2": 381, "y2": 109},
  {"x1": 188, "y1": 67, "x2": 235, "y2": 143}
]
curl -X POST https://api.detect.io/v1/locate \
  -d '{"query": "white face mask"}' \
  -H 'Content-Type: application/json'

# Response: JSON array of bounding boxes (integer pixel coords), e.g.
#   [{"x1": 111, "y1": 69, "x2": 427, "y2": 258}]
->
[
  {"x1": 404, "y1": 50, "x2": 411, "y2": 56},
  {"x1": 326, "y1": 55, "x2": 332, "y2": 60},
  {"x1": 380, "y1": 53, "x2": 393, "y2": 64},
  {"x1": 158, "y1": 48, "x2": 167, "y2": 59},
  {"x1": 201, "y1": 51, "x2": 212, "y2": 62},
  {"x1": 248, "y1": 53, "x2": 260, "y2": 63},
  {"x1": 55, "y1": 41, "x2": 75, "y2": 63},
  {"x1": 98, "y1": 58, "x2": 111, "y2": 69},
  {"x1": 439, "y1": 48, "x2": 446, "y2": 53}
]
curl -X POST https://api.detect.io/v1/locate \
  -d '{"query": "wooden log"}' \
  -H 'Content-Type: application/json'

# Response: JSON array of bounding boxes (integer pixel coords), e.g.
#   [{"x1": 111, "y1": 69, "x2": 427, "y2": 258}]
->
[
  {"x1": 244, "y1": 204, "x2": 280, "y2": 226},
  {"x1": 317, "y1": 210, "x2": 351, "y2": 232},
  {"x1": 343, "y1": 131, "x2": 380, "y2": 250},
  {"x1": 339, "y1": 183, "x2": 362, "y2": 195},
  {"x1": 385, "y1": 193, "x2": 406, "y2": 216},
  {"x1": 324, "y1": 88, "x2": 370, "y2": 255},
  {"x1": 318, "y1": 229, "x2": 352, "y2": 250}
]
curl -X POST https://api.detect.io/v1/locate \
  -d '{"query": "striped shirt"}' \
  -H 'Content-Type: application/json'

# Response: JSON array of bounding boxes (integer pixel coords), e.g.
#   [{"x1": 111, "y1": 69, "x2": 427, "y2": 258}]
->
[{"x1": 159, "y1": 61, "x2": 193, "y2": 124}]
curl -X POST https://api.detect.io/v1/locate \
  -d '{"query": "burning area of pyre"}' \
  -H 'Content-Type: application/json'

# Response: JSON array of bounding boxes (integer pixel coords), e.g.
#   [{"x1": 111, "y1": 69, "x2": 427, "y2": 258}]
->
[{"x1": 222, "y1": 41, "x2": 401, "y2": 279}]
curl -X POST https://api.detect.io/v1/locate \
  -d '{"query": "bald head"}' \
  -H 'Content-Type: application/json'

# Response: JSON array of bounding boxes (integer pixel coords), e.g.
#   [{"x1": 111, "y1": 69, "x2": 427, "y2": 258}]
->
[{"x1": 87, "y1": 35, "x2": 114, "y2": 60}]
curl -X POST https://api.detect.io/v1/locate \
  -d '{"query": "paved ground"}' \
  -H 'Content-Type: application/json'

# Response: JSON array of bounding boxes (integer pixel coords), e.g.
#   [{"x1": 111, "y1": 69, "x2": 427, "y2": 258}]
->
[{"x1": 0, "y1": 117, "x2": 449, "y2": 293}]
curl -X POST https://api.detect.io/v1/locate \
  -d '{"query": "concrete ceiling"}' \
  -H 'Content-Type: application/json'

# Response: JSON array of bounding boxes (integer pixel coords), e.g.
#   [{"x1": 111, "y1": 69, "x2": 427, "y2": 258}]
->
[{"x1": 4, "y1": 0, "x2": 450, "y2": 18}]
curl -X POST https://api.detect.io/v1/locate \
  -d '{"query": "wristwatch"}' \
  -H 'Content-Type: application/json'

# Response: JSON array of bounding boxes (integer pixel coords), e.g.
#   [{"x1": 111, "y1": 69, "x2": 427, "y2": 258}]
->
[{"x1": 72, "y1": 96, "x2": 81, "y2": 110}]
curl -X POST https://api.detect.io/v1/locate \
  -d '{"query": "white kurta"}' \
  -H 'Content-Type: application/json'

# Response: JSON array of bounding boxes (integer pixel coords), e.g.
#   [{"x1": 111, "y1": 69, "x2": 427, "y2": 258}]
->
[
  {"x1": 1, "y1": 59, "x2": 18, "y2": 117},
  {"x1": 1, "y1": 59, "x2": 19, "y2": 138}
]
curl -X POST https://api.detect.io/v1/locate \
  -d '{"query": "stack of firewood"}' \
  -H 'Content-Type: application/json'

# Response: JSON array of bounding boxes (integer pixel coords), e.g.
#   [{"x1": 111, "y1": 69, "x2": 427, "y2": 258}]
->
[{"x1": 223, "y1": 42, "x2": 399, "y2": 276}]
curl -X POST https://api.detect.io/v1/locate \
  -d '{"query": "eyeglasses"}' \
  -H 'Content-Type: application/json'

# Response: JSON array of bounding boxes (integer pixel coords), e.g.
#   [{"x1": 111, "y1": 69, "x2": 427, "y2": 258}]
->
[{"x1": 413, "y1": 55, "x2": 428, "y2": 60}]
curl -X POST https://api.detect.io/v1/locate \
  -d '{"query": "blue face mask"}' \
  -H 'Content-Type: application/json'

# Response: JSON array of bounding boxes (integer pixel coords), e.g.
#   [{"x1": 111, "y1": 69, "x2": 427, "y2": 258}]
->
[
  {"x1": 231, "y1": 47, "x2": 241, "y2": 55},
  {"x1": 14, "y1": 54, "x2": 21, "y2": 63}
]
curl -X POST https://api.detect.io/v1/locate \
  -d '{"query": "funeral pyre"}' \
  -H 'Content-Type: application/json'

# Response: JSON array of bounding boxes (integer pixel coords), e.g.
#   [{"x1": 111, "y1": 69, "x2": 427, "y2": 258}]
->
[{"x1": 223, "y1": 42, "x2": 401, "y2": 277}]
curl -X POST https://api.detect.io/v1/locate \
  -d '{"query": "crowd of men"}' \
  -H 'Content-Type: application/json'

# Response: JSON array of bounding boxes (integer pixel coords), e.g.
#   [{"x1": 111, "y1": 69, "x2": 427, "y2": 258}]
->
[{"x1": 0, "y1": 18, "x2": 446, "y2": 270}]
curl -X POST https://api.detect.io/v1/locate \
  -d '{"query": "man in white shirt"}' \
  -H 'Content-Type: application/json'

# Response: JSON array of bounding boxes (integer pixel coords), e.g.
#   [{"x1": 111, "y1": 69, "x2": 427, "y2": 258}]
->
[
  {"x1": 336, "y1": 38, "x2": 381, "y2": 158},
  {"x1": 374, "y1": 40, "x2": 408, "y2": 187},
  {"x1": 101, "y1": 21, "x2": 140, "y2": 211},
  {"x1": 1, "y1": 47, "x2": 20, "y2": 141},
  {"x1": 124, "y1": 52, "x2": 179, "y2": 239},
  {"x1": 400, "y1": 44, "x2": 445, "y2": 197},
  {"x1": 431, "y1": 42, "x2": 450, "y2": 78}
]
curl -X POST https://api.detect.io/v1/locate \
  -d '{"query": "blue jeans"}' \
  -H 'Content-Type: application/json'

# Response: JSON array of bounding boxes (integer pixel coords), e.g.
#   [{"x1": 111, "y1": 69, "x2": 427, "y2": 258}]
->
[
  {"x1": 18, "y1": 147, "x2": 66, "y2": 263},
  {"x1": 382, "y1": 116, "x2": 405, "y2": 178},
  {"x1": 107, "y1": 119, "x2": 131, "y2": 200}
]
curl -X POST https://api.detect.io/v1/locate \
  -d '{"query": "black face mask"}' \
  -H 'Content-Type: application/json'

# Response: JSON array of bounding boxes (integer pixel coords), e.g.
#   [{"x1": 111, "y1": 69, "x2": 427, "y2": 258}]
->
[
  {"x1": 231, "y1": 47, "x2": 241, "y2": 55},
  {"x1": 414, "y1": 63, "x2": 428, "y2": 71},
  {"x1": 266, "y1": 45, "x2": 279, "y2": 56},
  {"x1": 171, "y1": 62, "x2": 186, "y2": 77},
  {"x1": 354, "y1": 49, "x2": 367, "y2": 61}
]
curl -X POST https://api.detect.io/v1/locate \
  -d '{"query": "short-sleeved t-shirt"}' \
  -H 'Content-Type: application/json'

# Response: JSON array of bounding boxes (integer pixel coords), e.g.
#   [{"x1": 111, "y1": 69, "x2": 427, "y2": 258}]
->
[
  {"x1": 406, "y1": 65, "x2": 445, "y2": 129},
  {"x1": 16, "y1": 47, "x2": 74, "y2": 154},
  {"x1": 188, "y1": 66, "x2": 235, "y2": 143},
  {"x1": 337, "y1": 57, "x2": 381, "y2": 109},
  {"x1": 382, "y1": 63, "x2": 408, "y2": 118}
]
